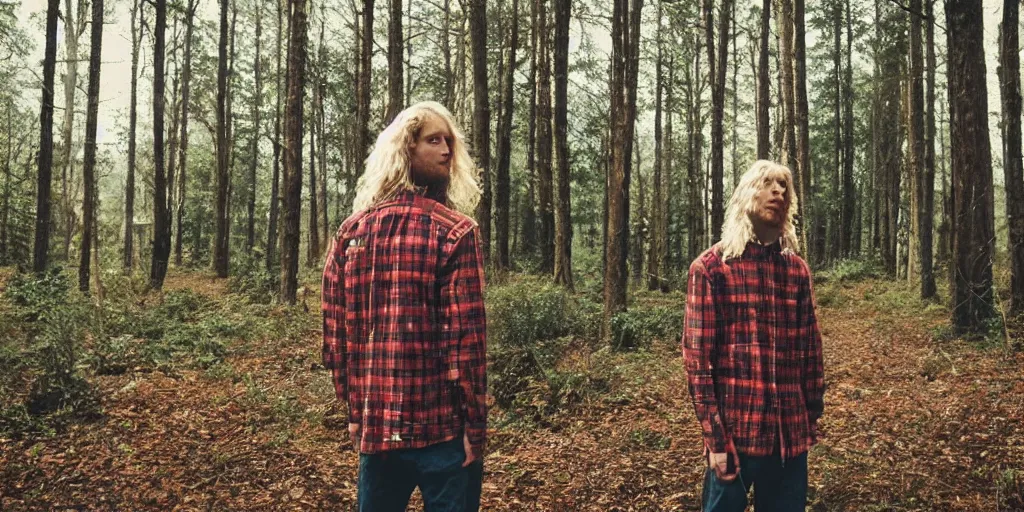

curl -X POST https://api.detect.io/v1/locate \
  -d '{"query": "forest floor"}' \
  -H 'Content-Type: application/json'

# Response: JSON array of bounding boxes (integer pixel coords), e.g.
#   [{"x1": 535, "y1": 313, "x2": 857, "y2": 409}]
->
[{"x1": 1, "y1": 269, "x2": 1023, "y2": 511}]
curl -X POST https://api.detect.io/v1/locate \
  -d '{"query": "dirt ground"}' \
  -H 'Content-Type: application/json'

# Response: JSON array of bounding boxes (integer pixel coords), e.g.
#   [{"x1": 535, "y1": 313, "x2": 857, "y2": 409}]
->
[{"x1": 1, "y1": 273, "x2": 1022, "y2": 511}]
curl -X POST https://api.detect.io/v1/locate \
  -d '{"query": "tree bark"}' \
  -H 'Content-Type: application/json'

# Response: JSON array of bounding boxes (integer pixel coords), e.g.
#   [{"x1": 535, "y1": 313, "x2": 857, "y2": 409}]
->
[
  {"x1": 522, "y1": 0, "x2": 539, "y2": 256},
  {"x1": 308, "y1": 49, "x2": 320, "y2": 268},
  {"x1": 946, "y1": 0, "x2": 995, "y2": 333},
  {"x1": 757, "y1": 0, "x2": 770, "y2": 159},
  {"x1": 59, "y1": 0, "x2": 86, "y2": 262},
  {"x1": 151, "y1": 0, "x2": 170, "y2": 289},
  {"x1": 841, "y1": 0, "x2": 855, "y2": 257},
  {"x1": 1000, "y1": 0, "x2": 1024, "y2": 315},
  {"x1": 536, "y1": 0, "x2": 554, "y2": 272},
  {"x1": 603, "y1": 0, "x2": 643, "y2": 344},
  {"x1": 125, "y1": 0, "x2": 141, "y2": 271},
  {"x1": 214, "y1": 0, "x2": 231, "y2": 278},
  {"x1": 553, "y1": 0, "x2": 573, "y2": 289},
  {"x1": 648, "y1": 0, "x2": 664, "y2": 292},
  {"x1": 79, "y1": 0, "x2": 102, "y2": 293},
  {"x1": 356, "y1": 0, "x2": 375, "y2": 179},
  {"x1": 267, "y1": 0, "x2": 285, "y2": 271},
  {"x1": 470, "y1": 0, "x2": 490, "y2": 253},
  {"x1": 175, "y1": 0, "x2": 196, "y2": 267},
  {"x1": 793, "y1": 0, "x2": 810, "y2": 259},
  {"x1": 280, "y1": 0, "x2": 308, "y2": 304},
  {"x1": 247, "y1": 2, "x2": 263, "y2": 254},
  {"x1": 495, "y1": 0, "x2": 520, "y2": 270},
  {"x1": 910, "y1": 0, "x2": 935, "y2": 297},
  {"x1": 386, "y1": 0, "x2": 403, "y2": 123},
  {"x1": 705, "y1": 0, "x2": 731, "y2": 243}
]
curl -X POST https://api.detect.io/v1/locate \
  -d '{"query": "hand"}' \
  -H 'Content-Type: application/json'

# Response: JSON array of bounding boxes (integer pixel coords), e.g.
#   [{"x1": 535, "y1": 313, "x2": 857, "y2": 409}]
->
[
  {"x1": 462, "y1": 432, "x2": 479, "y2": 467},
  {"x1": 708, "y1": 451, "x2": 739, "y2": 482},
  {"x1": 349, "y1": 422, "x2": 361, "y2": 451}
]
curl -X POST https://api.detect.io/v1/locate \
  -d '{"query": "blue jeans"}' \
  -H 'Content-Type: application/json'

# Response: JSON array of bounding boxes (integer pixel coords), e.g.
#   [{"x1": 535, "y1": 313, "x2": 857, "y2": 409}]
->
[
  {"x1": 701, "y1": 451, "x2": 808, "y2": 512},
  {"x1": 358, "y1": 437, "x2": 483, "y2": 512}
]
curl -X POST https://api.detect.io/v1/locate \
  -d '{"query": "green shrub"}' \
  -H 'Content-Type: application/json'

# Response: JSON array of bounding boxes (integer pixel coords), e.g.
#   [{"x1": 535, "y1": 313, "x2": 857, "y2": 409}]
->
[
  {"x1": 610, "y1": 306, "x2": 684, "y2": 351},
  {"x1": 816, "y1": 258, "x2": 883, "y2": 283},
  {"x1": 228, "y1": 255, "x2": 278, "y2": 304}
]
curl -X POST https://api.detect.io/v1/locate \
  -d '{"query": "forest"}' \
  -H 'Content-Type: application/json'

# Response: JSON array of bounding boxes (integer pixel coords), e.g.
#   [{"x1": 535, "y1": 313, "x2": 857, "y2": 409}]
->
[{"x1": 1, "y1": 0, "x2": 1023, "y2": 509}]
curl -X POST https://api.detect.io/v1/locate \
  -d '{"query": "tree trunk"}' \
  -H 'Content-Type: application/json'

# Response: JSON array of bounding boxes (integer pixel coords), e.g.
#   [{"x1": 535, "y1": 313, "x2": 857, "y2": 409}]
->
[
  {"x1": 648, "y1": 0, "x2": 664, "y2": 292},
  {"x1": 631, "y1": 139, "x2": 644, "y2": 283},
  {"x1": 470, "y1": 0, "x2": 490, "y2": 254},
  {"x1": 603, "y1": 0, "x2": 643, "y2": 344},
  {"x1": 665, "y1": 56, "x2": 675, "y2": 279},
  {"x1": 553, "y1": 0, "x2": 573, "y2": 289},
  {"x1": 386, "y1": 0, "x2": 403, "y2": 123},
  {"x1": 267, "y1": 0, "x2": 285, "y2": 271},
  {"x1": 757, "y1": 0, "x2": 770, "y2": 159},
  {"x1": 946, "y1": 0, "x2": 995, "y2": 333},
  {"x1": 125, "y1": 0, "x2": 141, "y2": 271},
  {"x1": 151, "y1": 0, "x2": 170, "y2": 289},
  {"x1": 443, "y1": 0, "x2": 453, "y2": 108},
  {"x1": 59, "y1": 0, "x2": 85, "y2": 262},
  {"x1": 356, "y1": 0, "x2": 374, "y2": 179},
  {"x1": 841, "y1": 0, "x2": 855, "y2": 258},
  {"x1": 793, "y1": 0, "x2": 810, "y2": 259},
  {"x1": 910, "y1": 0, "x2": 934, "y2": 297},
  {"x1": 214, "y1": 0, "x2": 231, "y2": 278},
  {"x1": 319, "y1": 16, "x2": 329, "y2": 243},
  {"x1": 495, "y1": 0, "x2": 520, "y2": 270},
  {"x1": 280, "y1": 0, "x2": 308, "y2": 304},
  {"x1": 1, "y1": 102, "x2": 9, "y2": 263},
  {"x1": 246, "y1": 2, "x2": 263, "y2": 254},
  {"x1": 705, "y1": 0, "x2": 731, "y2": 243},
  {"x1": 175, "y1": 0, "x2": 196, "y2": 267},
  {"x1": 536, "y1": 0, "x2": 554, "y2": 272},
  {"x1": 522, "y1": 0, "x2": 539, "y2": 256},
  {"x1": 32, "y1": 0, "x2": 57, "y2": 272},
  {"x1": 308, "y1": 56, "x2": 320, "y2": 268},
  {"x1": 1000, "y1": 0, "x2": 1024, "y2": 315},
  {"x1": 79, "y1": 0, "x2": 102, "y2": 293},
  {"x1": 778, "y1": 0, "x2": 797, "y2": 181}
]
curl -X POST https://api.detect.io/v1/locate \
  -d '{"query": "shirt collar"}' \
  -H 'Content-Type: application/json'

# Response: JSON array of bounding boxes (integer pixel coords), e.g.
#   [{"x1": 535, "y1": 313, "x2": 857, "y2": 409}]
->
[{"x1": 742, "y1": 239, "x2": 783, "y2": 259}]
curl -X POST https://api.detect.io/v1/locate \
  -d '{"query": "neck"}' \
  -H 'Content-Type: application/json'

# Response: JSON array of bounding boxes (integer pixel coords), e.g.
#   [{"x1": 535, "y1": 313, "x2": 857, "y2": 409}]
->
[{"x1": 752, "y1": 222, "x2": 781, "y2": 246}]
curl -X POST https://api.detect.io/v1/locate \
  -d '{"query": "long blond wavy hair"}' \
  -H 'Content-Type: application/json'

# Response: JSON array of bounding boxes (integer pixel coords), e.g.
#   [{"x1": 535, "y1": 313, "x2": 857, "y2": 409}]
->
[
  {"x1": 352, "y1": 101, "x2": 481, "y2": 215},
  {"x1": 719, "y1": 160, "x2": 800, "y2": 260}
]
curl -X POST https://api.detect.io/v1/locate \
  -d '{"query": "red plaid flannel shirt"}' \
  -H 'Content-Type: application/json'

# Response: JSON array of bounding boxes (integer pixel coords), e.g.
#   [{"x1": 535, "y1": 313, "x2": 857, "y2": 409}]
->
[
  {"x1": 682, "y1": 241, "x2": 825, "y2": 460},
  {"x1": 321, "y1": 191, "x2": 487, "y2": 455}
]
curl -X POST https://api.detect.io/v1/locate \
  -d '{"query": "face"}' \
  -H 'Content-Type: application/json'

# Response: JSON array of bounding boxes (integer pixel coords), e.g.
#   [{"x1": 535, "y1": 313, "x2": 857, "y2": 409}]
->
[
  {"x1": 409, "y1": 114, "x2": 454, "y2": 187},
  {"x1": 750, "y1": 171, "x2": 791, "y2": 229}
]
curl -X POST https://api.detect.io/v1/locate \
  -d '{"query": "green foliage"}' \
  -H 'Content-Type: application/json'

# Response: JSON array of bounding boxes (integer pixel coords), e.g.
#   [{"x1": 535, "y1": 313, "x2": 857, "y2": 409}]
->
[
  {"x1": 486, "y1": 277, "x2": 606, "y2": 416},
  {"x1": 0, "y1": 269, "x2": 98, "y2": 436},
  {"x1": 609, "y1": 306, "x2": 683, "y2": 351},
  {"x1": 815, "y1": 258, "x2": 883, "y2": 284},
  {"x1": 228, "y1": 254, "x2": 279, "y2": 304}
]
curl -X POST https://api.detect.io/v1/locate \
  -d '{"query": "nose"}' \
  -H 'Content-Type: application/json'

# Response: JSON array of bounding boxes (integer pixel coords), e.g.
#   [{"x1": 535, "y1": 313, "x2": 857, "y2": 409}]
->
[{"x1": 441, "y1": 140, "x2": 451, "y2": 158}]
